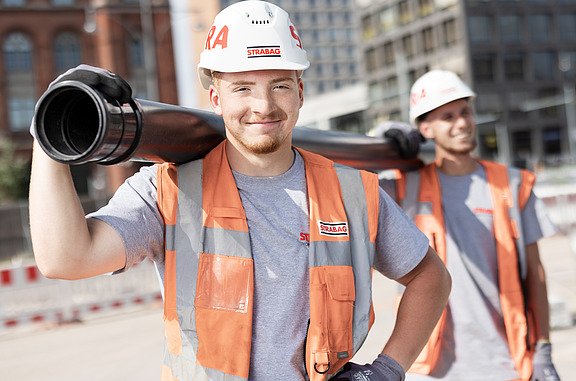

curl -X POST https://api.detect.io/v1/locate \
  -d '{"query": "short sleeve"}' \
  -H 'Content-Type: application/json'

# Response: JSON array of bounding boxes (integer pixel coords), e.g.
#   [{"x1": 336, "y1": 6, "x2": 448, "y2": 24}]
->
[
  {"x1": 87, "y1": 165, "x2": 164, "y2": 271},
  {"x1": 521, "y1": 191, "x2": 559, "y2": 245},
  {"x1": 374, "y1": 187, "x2": 429, "y2": 279}
]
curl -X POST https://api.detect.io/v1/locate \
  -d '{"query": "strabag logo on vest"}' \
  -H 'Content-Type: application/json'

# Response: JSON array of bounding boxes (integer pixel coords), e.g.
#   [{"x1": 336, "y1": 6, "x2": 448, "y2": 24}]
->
[
  {"x1": 247, "y1": 45, "x2": 281, "y2": 58},
  {"x1": 318, "y1": 221, "x2": 349, "y2": 237}
]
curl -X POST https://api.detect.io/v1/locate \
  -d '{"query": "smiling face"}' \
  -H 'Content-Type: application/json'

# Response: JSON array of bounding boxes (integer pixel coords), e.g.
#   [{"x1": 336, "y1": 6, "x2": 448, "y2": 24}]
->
[
  {"x1": 209, "y1": 69, "x2": 304, "y2": 156},
  {"x1": 418, "y1": 98, "x2": 477, "y2": 157}
]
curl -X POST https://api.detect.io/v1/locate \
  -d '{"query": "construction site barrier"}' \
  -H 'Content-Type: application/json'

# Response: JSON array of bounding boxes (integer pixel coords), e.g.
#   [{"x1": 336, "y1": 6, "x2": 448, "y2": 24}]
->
[{"x1": 0, "y1": 260, "x2": 161, "y2": 332}]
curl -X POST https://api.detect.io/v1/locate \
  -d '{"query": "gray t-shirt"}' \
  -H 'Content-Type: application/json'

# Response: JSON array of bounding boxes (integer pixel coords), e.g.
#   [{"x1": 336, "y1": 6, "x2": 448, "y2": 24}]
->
[
  {"x1": 405, "y1": 166, "x2": 557, "y2": 381},
  {"x1": 89, "y1": 151, "x2": 429, "y2": 381}
]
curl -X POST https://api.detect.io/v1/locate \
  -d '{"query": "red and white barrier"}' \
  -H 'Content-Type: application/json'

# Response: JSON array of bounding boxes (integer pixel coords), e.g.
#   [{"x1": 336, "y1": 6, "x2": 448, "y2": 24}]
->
[{"x1": 0, "y1": 261, "x2": 162, "y2": 331}]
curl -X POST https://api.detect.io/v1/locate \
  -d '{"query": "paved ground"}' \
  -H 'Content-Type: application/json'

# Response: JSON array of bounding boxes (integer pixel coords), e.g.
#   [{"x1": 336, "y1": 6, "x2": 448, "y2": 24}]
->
[{"x1": 0, "y1": 235, "x2": 574, "y2": 380}]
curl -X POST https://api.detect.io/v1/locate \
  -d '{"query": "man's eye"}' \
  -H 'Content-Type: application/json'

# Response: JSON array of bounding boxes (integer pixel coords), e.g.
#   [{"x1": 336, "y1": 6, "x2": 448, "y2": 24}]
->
[
  {"x1": 274, "y1": 84, "x2": 290, "y2": 90},
  {"x1": 234, "y1": 87, "x2": 250, "y2": 92}
]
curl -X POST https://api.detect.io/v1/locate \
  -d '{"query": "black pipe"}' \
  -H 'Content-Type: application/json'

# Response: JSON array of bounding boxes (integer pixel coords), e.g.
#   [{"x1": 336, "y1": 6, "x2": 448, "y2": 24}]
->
[{"x1": 33, "y1": 80, "x2": 422, "y2": 171}]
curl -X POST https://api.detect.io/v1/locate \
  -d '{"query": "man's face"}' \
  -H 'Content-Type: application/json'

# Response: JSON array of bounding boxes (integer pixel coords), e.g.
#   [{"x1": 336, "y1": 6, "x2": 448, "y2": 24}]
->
[
  {"x1": 418, "y1": 98, "x2": 477, "y2": 156},
  {"x1": 209, "y1": 69, "x2": 304, "y2": 155}
]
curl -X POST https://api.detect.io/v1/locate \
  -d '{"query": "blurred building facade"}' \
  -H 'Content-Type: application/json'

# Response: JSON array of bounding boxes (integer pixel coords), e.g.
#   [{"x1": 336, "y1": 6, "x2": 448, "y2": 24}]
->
[
  {"x1": 359, "y1": 0, "x2": 576, "y2": 168},
  {"x1": 0, "y1": 0, "x2": 179, "y2": 196}
]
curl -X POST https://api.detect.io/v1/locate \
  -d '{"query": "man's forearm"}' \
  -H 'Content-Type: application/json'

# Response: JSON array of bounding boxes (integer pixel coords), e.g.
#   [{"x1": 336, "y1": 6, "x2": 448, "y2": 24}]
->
[
  {"x1": 382, "y1": 248, "x2": 451, "y2": 370},
  {"x1": 525, "y1": 242, "x2": 551, "y2": 341},
  {"x1": 30, "y1": 142, "x2": 97, "y2": 278}
]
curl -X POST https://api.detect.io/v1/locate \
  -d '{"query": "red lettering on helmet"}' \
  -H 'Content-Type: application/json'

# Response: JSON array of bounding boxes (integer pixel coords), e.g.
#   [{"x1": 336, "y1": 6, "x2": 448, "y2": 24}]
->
[
  {"x1": 290, "y1": 25, "x2": 303, "y2": 49},
  {"x1": 410, "y1": 89, "x2": 426, "y2": 106},
  {"x1": 205, "y1": 25, "x2": 229, "y2": 50},
  {"x1": 212, "y1": 25, "x2": 229, "y2": 49},
  {"x1": 205, "y1": 26, "x2": 216, "y2": 50}
]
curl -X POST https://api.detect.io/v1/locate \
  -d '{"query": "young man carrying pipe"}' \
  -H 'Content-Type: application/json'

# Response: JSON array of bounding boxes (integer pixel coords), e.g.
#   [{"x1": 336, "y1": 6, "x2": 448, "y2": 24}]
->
[{"x1": 29, "y1": 2, "x2": 450, "y2": 380}]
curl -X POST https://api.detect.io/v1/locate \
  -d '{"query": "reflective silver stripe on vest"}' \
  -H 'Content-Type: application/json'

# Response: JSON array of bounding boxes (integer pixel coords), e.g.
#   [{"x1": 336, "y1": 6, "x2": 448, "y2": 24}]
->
[
  {"x1": 204, "y1": 227, "x2": 251, "y2": 258},
  {"x1": 163, "y1": 160, "x2": 249, "y2": 381},
  {"x1": 507, "y1": 167, "x2": 528, "y2": 280},
  {"x1": 402, "y1": 171, "x2": 432, "y2": 217},
  {"x1": 335, "y1": 165, "x2": 375, "y2": 354}
]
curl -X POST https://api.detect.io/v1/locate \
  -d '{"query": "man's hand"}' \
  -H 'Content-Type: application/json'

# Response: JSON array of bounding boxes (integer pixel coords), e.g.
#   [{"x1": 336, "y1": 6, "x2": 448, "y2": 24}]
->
[
  {"x1": 379, "y1": 121, "x2": 425, "y2": 160},
  {"x1": 30, "y1": 64, "x2": 132, "y2": 139},
  {"x1": 531, "y1": 341, "x2": 561, "y2": 381},
  {"x1": 332, "y1": 354, "x2": 405, "y2": 381},
  {"x1": 49, "y1": 64, "x2": 132, "y2": 104}
]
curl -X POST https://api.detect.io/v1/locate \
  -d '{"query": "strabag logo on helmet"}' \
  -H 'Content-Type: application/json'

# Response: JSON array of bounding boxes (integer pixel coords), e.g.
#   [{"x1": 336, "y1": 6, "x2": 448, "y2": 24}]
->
[
  {"x1": 318, "y1": 221, "x2": 349, "y2": 237},
  {"x1": 247, "y1": 45, "x2": 282, "y2": 58}
]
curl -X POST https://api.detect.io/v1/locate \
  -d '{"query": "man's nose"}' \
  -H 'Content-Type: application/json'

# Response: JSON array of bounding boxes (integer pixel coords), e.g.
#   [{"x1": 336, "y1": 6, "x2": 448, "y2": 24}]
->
[
  {"x1": 251, "y1": 91, "x2": 276, "y2": 114},
  {"x1": 454, "y1": 114, "x2": 470, "y2": 130}
]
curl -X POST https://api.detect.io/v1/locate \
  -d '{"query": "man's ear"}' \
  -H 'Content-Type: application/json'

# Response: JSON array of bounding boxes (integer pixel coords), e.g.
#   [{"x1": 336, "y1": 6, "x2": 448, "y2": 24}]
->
[
  {"x1": 298, "y1": 78, "x2": 304, "y2": 108},
  {"x1": 209, "y1": 85, "x2": 223, "y2": 115},
  {"x1": 418, "y1": 121, "x2": 434, "y2": 140}
]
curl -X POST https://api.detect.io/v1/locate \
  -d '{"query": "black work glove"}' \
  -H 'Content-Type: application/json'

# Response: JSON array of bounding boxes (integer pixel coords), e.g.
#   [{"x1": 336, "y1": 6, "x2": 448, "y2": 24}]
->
[
  {"x1": 332, "y1": 353, "x2": 405, "y2": 381},
  {"x1": 50, "y1": 64, "x2": 132, "y2": 104},
  {"x1": 531, "y1": 341, "x2": 561, "y2": 381},
  {"x1": 382, "y1": 121, "x2": 425, "y2": 160},
  {"x1": 31, "y1": 64, "x2": 132, "y2": 139}
]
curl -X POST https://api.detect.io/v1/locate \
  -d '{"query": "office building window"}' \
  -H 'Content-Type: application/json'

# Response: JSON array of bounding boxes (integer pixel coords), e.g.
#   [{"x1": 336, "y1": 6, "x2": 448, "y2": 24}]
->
[
  {"x1": 422, "y1": 27, "x2": 435, "y2": 53},
  {"x1": 3, "y1": 32, "x2": 35, "y2": 132},
  {"x1": 52, "y1": 0, "x2": 74, "y2": 5},
  {"x1": 499, "y1": 15, "x2": 521, "y2": 43},
  {"x1": 559, "y1": 14, "x2": 576, "y2": 41},
  {"x1": 533, "y1": 52, "x2": 556, "y2": 80},
  {"x1": 468, "y1": 15, "x2": 493, "y2": 43},
  {"x1": 559, "y1": 51, "x2": 576, "y2": 79},
  {"x1": 475, "y1": 92, "x2": 501, "y2": 114},
  {"x1": 362, "y1": 14, "x2": 377, "y2": 40},
  {"x1": 473, "y1": 54, "x2": 495, "y2": 82},
  {"x1": 402, "y1": 34, "x2": 414, "y2": 58},
  {"x1": 512, "y1": 130, "x2": 532, "y2": 167},
  {"x1": 2, "y1": 0, "x2": 25, "y2": 6},
  {"x1": 3, "y1": 32, "x2": 32, "y2": 71},
  {"x1": 398, "y1": 0, "x2": 413, "y2": 25},
  {"x1": 54, "y1": 32, "x2": 81, "y2": 73},
  {"x1": 369, "y1": 81, "x2": 384, "y2": 103},
  {"x1": 382, "y1": 42, "x2": 394, "y2": 65},
  {"x1": 383, "y1": 76, "x2": 398, "y2": 99},
  {"x1": 379, "y1": 7, "x2": 396, "y2": 34},
  {"x1": 8, "y1": 98, "x2": 35, "y2": 131},
  {"x1": 366, "y1": 47, "x2": 377, "y2": 73},
  {"x1": 418, "y1": 0, "x2": 434, "y2": 17},
  {"x1": 503, "y1": 53, "x2": 524, "y2": 80},
  {"x1": 542, "y1": 128, "x2": 561, "y2": 156},
  {"x1": 442, "y1": 19, "x2": 457, "y2": 46},
  {"x1": 528, "y1": 15, "x2": 551, "y2": 43}
]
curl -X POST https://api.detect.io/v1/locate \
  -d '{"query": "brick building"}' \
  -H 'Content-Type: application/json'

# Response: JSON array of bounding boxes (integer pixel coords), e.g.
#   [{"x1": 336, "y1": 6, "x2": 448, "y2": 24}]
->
[{"x1": 0, "y1": 0, "x2": 178, "y2": 196}]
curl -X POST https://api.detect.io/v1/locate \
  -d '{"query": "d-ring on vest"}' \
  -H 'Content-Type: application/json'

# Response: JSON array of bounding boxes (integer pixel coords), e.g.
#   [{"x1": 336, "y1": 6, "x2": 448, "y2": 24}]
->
[
  {"x1": 397, "y1": 161, "x2": 536, "y2": 381},
  {"x1": 156, "y1": 141, "x2": 380, "y2": 381}
]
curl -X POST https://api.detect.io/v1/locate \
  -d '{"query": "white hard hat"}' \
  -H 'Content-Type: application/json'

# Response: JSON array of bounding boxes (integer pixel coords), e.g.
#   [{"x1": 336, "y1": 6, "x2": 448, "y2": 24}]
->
[
  {"x1": 409, "y1": 70, "x2": 476, "y2": 123},
  {"x1": 197, "y1": 0, "x2": 310, "y2": 90}
]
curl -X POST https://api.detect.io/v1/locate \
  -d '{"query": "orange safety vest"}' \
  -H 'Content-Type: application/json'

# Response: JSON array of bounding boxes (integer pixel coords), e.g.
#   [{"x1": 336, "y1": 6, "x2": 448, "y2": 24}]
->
[
  {"x1": 156, "y1": 141, "x2": 380, "y2": 381},
  {"x1": 397, "y1": 161, "x2": 536, "y2": 380}
]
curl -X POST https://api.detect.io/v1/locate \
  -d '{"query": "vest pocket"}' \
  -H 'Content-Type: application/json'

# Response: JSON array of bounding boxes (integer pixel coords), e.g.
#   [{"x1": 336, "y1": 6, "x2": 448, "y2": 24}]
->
[
  {"x1": 195, "y1": 253, "x2": 253, "y2": 313},
  {"x1": 325, "y1": 270, "x2": 355, "y2": 351}
]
